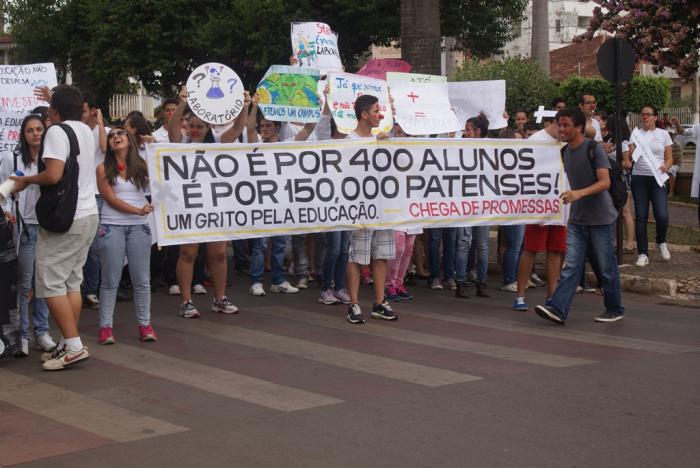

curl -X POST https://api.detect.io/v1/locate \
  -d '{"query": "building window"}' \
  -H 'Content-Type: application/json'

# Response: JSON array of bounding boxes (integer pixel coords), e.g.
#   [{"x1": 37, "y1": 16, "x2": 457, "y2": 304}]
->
[
  {"x1": 512, "y1": 22, "x2": 521, "y2": 39},
  {"x1": 577, "y1": 16, "x2": 592, "y2": 28},
  {"x1": 671, "y1": 86, "x2": 681, "y2": 102},
  {"x1": 555, "y1": 19, "x2": 561, "y2": 33}
]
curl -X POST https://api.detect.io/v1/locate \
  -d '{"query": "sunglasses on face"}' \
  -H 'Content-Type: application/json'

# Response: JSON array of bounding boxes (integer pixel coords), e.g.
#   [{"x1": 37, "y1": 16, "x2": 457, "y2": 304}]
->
[
  {"x1": 641, "y1": 113, "x2": 656, "y2": 117},
  {"x1": 108, "y1": 129, "x2": 128, "y2": 139}
]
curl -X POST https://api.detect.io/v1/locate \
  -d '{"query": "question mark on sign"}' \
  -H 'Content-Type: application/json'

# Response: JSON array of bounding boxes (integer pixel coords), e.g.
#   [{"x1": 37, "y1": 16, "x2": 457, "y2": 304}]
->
[
  {"x1": 192, "y1": 73, "x2": 206, "y2": 88},
  {"x1": 227, "y1": 78, "x2": 238, "y2": 94}
]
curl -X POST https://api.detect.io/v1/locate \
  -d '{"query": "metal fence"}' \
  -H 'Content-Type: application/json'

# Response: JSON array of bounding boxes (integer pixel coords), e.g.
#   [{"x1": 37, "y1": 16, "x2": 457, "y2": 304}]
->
[
  {"x1": 627, "y1": 107, "x2": 694, "y2": 128},
  {"x1": 109, "y1": 93, "x2": 160, "y2": 120}
]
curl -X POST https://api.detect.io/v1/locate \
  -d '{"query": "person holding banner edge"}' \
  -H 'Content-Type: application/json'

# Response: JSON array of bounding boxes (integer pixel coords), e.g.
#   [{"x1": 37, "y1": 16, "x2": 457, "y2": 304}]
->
[
  {"x1": 344, "y1": 94, "x2": 397, "y2": 324},
  {"x1": 166, "y1": 90, "x2": 251, "y2": 318}
]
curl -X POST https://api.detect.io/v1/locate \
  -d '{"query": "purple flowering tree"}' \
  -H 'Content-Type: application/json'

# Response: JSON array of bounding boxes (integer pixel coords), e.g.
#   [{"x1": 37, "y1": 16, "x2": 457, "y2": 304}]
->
[{"x1": 579, "y1": 0, "x2": 700, "y2": 80}]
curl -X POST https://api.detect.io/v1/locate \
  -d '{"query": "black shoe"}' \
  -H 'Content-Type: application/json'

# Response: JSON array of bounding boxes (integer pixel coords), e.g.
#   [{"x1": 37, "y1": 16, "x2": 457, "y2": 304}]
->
[
  {"x1": 595, "y1": 311, "x2": 624, "y2": 323},
  {"x1": 475, "y1": 282, "x2": 490, "y2": 298},
  {"x1": 347, "y1": 304, "x2": 365, "y2": 324},
  {"x1": 534, "y1": 305, "x2": 565, "y2": 325},
  {"x1": 371, "y1": 299, "x2": 398, "y2": 321},
  {"x1": 455, "y1": 282, "x2": 470, "y2": 299}
]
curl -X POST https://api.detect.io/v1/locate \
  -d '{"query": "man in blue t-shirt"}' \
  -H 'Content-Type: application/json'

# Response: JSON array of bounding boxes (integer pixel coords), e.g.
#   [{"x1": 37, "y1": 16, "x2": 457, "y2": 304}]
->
[{"x1": 535, "y1": 107, "x2": 624, "y2": 325}]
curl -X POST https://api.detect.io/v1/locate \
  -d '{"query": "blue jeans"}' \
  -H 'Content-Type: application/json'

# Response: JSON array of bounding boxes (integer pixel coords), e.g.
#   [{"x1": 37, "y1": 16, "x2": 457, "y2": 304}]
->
[
  {"x1": 250, "y1": 235, "x2": 289, "y2": 285},
  {"x1": 322, "y1": 231, "x2": 350, "y2": 291},
  {"x1": 291, "y1": 235, "x2": 309, "y2": 277},
  {"x1": 233, "y1": 239, "x2": 250, "y2": 272},
  {"x1": 467, "y1": 225, "x2": 489, "y2": 283},
  {"x1": 501, "y1": 225, "x2": 524, "y2": 285},
  {"x1": 454, "y1": 227, "x2": 473, "y2": 283},
  {"x1": 631, "y1": 175, "x2": 668, "y2": 255},
  {"x1": 98, "y1": 224, "x2": 152, "y2": 327},
  {"x1": 17, "y1": 224, "x2": 50, "y2": 339},
  {"x1": 549, "y1": 223, "x2": 624, "y2": 320},
  {"x1": 428, "y1": 227, "x2": 457, "y2": 281},
  {"x1": 82, "y1": 195, "x2": 103, "y2": 295}
]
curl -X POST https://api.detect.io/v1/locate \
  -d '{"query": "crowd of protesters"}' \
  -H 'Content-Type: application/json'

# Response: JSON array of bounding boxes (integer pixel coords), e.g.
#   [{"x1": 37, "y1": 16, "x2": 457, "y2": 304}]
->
[{"x1": 2, "y1": 81, "x2": 697, "y2": 371}]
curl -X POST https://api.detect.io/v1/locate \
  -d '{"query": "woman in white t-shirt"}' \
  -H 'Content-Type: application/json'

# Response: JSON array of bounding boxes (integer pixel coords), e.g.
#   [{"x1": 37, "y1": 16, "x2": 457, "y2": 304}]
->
[
  {"x1": 96, "y1": 128, "x2": 156, "y2": 344},
  {"x1": 0, "y1": 114, "x2": 56, "y2": 355},
  {"x1": 625, "y1": 105, "x2": 673, "y2": 267}
]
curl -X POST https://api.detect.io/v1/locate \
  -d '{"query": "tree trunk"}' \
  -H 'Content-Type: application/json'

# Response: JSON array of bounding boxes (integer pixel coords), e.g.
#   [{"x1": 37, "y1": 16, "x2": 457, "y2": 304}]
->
[
  {"x1": 531, "y1": 0, "x2": 550, "y2": 74},
  {"x1": 400, "y1": 0, "x2": 441, "y2": 75}
]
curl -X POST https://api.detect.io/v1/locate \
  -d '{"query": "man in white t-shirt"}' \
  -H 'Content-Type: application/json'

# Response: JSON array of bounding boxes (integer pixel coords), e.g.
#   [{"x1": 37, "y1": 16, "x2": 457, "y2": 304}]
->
[
  {"x1": 152, "y1": 98, "x2": 180, "y2": 143},
  {"x1": 345, "y1": 94, "x2": 397, "y2": 324},
  {"x1": 579, "y1": 93, "x2": 603, "y2": 142},
  {"x1": 11, "y1": 85, "x2": 99, "y2": 371}
]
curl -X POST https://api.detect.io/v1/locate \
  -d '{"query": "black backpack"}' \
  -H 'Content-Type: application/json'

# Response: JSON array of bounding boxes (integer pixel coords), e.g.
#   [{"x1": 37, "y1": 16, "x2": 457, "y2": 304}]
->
[
  {"x1": 35, "y1": 123, "x2": 81, "y2": 233},
  {"x1": 561, "y1": 140, "x2": 628, "y2": 211}
]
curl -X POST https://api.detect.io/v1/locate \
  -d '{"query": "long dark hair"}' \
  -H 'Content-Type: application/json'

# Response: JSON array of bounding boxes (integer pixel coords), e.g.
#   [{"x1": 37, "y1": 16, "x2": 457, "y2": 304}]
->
[
  {"x1": 104, "y1": 127, "x2": 149, "y2": 190},
  {"x1": 466, "y1": 114, "x2": 489, "y2": 138},
  {"x1": 17, "y1": 114, "x2": 46, "y2": 168},
  {"x1": 125, "y1": 111, "x2": 153, "y2": 147}
]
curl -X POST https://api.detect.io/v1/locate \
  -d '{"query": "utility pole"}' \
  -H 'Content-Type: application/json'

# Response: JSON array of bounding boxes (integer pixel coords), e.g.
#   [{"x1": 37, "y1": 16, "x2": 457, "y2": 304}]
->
[{"x1": 531, "y1": 0, "x2": 550, "y2": 74}]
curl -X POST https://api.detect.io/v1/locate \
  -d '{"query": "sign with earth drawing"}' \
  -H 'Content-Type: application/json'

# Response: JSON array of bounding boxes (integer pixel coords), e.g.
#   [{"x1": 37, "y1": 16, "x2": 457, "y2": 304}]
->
[{"x1": 256, "y1": 65, "x2": 321, "y2": 123}]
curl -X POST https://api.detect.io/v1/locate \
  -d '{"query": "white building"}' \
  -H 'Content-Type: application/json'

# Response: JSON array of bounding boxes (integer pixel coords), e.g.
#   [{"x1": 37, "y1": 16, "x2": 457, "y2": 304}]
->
[{"x1": 502, "y1": 0, "x2": 598, "y2": 57}]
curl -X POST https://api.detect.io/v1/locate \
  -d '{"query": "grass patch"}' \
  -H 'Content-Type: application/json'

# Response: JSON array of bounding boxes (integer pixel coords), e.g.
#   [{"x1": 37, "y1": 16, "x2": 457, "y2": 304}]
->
[
  {"x1": 649, "y1": 223, "x2": 700, "y2": 245},
  {"x1": 669, "y1": 195, "x2": 698, "y2": 205}
]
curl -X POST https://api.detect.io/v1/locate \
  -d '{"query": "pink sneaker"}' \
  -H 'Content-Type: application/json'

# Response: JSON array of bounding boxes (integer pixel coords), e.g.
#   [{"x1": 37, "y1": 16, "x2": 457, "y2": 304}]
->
[
  {"x1": 98, "y1": 327, "x2": 115, "y2": 345},
  {"x1": 139, "y1": 325, "x2": 158, "y2": 342}
]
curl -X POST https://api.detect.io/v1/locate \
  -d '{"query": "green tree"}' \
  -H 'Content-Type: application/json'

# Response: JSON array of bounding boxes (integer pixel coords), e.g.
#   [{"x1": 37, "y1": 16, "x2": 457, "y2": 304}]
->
[
  {"x1": 451, "y1": 57, "x2": 557, "y2": 116},
  {"x1": 559, "y1": 75, "x2": 671, "y2": 114}
]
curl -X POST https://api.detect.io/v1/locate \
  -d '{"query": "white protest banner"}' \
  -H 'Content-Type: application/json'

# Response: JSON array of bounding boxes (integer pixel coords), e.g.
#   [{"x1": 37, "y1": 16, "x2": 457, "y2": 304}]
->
[
  {"x1": 388, "y1": 79, "x2": 461, "y2": 135},
  {"x1": 0, "y1": 63, "x2": 58, "y2": 113},
  {"x1": 447, "y1": 81, "x2": 508, "y2": 129},
  {"x1": 0, "y1": 112, "x2": 24, "y2": 160},
  {"x1": 146, "y1": 138, "x2": 565, "y2": 246},
  {"x1": 327, "y1": 72, "x2": 393, "y2": 135},
  {"x1": 630, "y1": 128, "x2": 669, "y2": 187},
  {"x1": 291, "y1": 22, "x2": 342, "y2": 75},
  {"x1": 185, "y1": 63, "x2": 245, "y2": 125},
  {"x1": 256, "y1": 65, "x2": 321, "y2": 123},
  {"x1": 386, "y1": 71, "x2": 447, "y2": 84}
]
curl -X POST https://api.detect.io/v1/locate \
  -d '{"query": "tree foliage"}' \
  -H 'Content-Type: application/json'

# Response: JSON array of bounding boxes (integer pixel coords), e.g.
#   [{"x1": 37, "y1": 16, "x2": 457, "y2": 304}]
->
[
  {"x1": 580, "y1": 0, "x2": 700, "y2": 80},
  {"x1": 6, "y1": 0, "x2": 527, "y2": 109},
  {"x1": 451, "y1": 57, "x2": 558, "y2": 116},
  {"x1": 558, "y1": 75, "x2": 671, "y2": 114}
]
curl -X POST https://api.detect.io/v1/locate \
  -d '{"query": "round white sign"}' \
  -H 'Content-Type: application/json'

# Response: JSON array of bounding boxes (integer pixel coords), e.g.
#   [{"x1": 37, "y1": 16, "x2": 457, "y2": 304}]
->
[{"x1": 185, "y1": 63, "x2": 245, "y2": 125}]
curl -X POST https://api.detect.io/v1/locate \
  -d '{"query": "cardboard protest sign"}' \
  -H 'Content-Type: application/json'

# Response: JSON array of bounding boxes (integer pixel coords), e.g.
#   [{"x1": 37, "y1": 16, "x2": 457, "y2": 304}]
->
[
  {"x1": 386, "y1": 71, "x2": 447, "y2": 84},
  {"x1": 0, "y1": 63, "x2": 58, "y2": 113},
  {"x1": 256, "y1": 65, "x2": 321, "y2": 123},
  {"x1": 0, "y1": 112, "x2": 23, "y2": 160},
  {"x1": 447, "y1": 81, "x2": 508, "y2": 129},
  {"x1": 291, "y1": 22, "x2": 343, "y2": 75},
  {"x1": 146, "y1": 138, "x2": 565, "y2": 246},
  {"x1": 185, "y1": 63, "x2": 245, "y2": 125},
  {"x1": 388, "y1": 77, "x2": 461, "y2": 135},
  {"x1": 357, "y1": 59, "x2": 412, "y2": 81},
  {"x1": 327, "y1": 73, "x2": 393, "y2": 135}
]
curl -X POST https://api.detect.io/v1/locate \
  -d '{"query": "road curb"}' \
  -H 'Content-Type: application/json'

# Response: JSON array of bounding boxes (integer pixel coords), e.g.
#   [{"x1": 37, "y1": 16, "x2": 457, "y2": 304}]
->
[{"x1": 587, "y1": 272, "x2": 679, "y2": 297}]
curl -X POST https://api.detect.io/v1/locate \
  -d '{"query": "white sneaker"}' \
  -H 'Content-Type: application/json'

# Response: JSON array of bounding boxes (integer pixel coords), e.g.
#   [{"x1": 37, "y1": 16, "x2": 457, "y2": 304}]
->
[
  {"x1": 526, "y1": 279, "x2": 536, "y2": 289},
  {"x1": 20, "y1": 338, "x2": 29, "y2": 356},
  {"x1": 635, "y1": 254, "x2": 649, "y2": 267},
  {"x1": 192, "y1": 284, "x2": 207, "y2": 295},
  {"x1": 500, "y1": 282, "x2": 518, "y2": 292},
  {"x1": 270, "y1": 281, "x2": 299, "y2": 294},
  {"x1": 296, "y1": 277, "x2": 309, "y2": 289},
  {"x1": 35, "y1": 333, "x2": 57, "y2": 352},
  {"x1": 168, "y1": 284, "x2": 181, "y2": 295},
  {"x1": 657, "y1": 243, "x2": 671, "y2": 261},
  {"x1": 249, "y1": 282, "x2": 266, "y2": 296}
]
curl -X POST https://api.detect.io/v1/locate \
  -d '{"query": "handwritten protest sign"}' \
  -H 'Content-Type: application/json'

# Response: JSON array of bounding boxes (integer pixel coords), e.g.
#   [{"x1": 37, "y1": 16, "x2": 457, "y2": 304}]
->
[
  {"x1": 256, "y1": 65, "x2": 321, "y2": 123},
  {"x1": 327, "y1": 72, "x2": 393, "y2": 135},
  {"x1": 146, "y1": 138, "x2": 565, "y2": 246},
  {"x1": 388, "y1": 77, "x2": 461, "y2": 135},
  {"x1": 291, "y1": 22, "x2": 343, "y2": 75},
  {"x1": 447, "y1": 81, "x2": 508, "y2": 129},
  {"x1": 185, "y1": 63, "x2": 245, "y2": 125},
  {"x1": 386, "y1": 72, "x2": 447, "y2": 84},
  {"x1": 0, "y1": 112, "x2": 24, "y2": 161},
  {"x1": 358, "y1": 59, "x2": 412, "y2": 81},
  {"x1": 0, "y1": 63, "x2": 58, "y2": 113}
]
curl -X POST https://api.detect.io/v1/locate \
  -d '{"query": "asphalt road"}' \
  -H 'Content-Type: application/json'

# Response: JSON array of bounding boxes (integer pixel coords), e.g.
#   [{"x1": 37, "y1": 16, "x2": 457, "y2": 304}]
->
[{"x1": 1, "y1": 279, "x2": 699, "y2": 468}]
